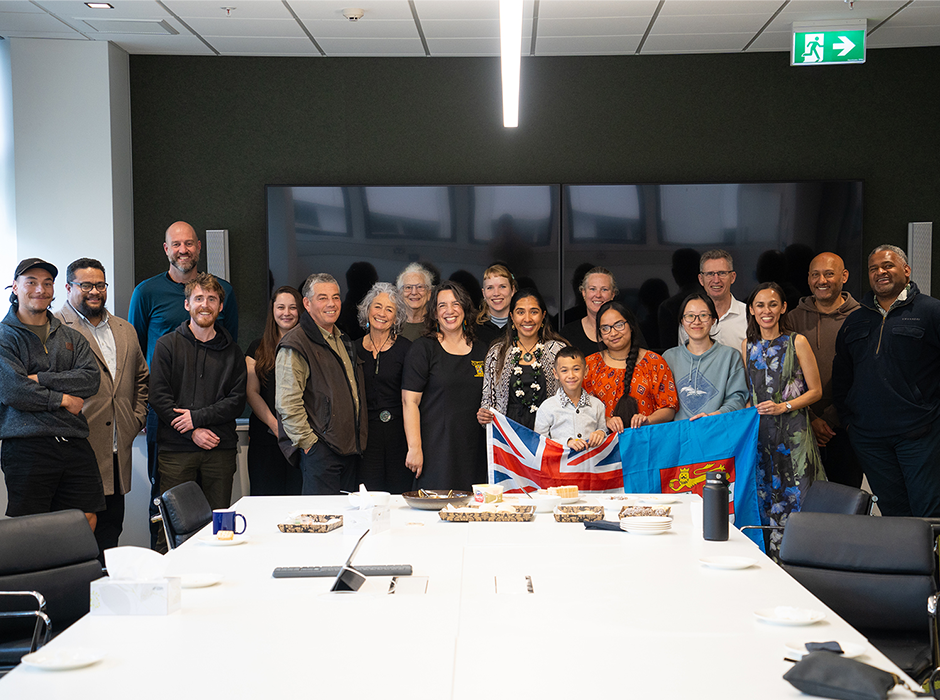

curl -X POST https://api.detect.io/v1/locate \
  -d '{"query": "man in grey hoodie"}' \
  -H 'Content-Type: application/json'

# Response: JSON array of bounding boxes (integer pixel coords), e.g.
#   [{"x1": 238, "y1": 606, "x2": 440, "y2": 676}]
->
[
  {"x1": 0, "y1": 258, "x2": 102, "y2": 530},
  {"x1": 788, "y1": 252, "x2": 861, "y2": 487}
]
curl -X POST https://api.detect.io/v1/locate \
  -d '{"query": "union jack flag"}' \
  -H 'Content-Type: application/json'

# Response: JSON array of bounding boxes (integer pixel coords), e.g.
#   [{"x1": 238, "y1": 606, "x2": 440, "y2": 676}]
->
[{"x1": 486, "y1": 411, "x2": 624, "y2": 493}]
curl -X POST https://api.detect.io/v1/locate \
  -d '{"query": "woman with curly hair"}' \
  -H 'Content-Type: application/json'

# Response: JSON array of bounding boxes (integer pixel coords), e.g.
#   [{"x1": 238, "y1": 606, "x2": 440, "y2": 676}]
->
[
  {"x1": 743, "y1": 281, "x2": 825, "y2": 558},
  {"x1": 355, "y1": 282, "x2": 412, "y2": 493},
  {"x1": 402, "y1": 281, "x2": 488, "y2": 491},
  {"x1": 477, "y1": 288, "x2": 567, "y2": 430}
]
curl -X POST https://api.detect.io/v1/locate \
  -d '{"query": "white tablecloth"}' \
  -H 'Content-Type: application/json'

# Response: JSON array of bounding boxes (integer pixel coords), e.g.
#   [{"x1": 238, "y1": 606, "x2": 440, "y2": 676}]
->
[{"x1": 0, "y1": 494, "x2": 913, "y2": 699}]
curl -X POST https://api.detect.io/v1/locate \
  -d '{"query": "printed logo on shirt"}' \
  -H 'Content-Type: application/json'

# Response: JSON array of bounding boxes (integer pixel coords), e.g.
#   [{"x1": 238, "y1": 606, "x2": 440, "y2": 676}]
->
[{"x1": 471, "y1": 360, "x2": 485, "y2": 378}]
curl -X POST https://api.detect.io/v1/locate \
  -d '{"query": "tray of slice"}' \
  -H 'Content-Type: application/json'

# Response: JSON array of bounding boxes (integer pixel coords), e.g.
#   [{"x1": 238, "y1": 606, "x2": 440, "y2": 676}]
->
[
  {"x1": 438, "y1": 503, "x2": 536, "y2": 522},
  {"x1": 553, "y1": 505, "x2": 605, "y2": 522},
  {"x1": 277, "y1": 514, "x2": 343, "y2": 533}
]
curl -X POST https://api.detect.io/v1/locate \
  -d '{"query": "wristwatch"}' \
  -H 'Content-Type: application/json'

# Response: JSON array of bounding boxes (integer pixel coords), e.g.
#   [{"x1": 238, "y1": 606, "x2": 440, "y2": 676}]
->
[{"x1": 785, "y1": 402, "x2": 793, "y2": 411}]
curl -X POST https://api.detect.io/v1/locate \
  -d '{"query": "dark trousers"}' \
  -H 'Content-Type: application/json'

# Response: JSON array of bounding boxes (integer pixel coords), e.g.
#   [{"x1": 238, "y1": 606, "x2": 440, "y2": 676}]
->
[
  {"x1": 299, "y1": 440, "x2": 358, "y2": 495},
  {"x1": 247, "y1": 438, "x2": 302, "y2": 496},
  {"x1": 146, "y1": 406, "x2": 161, "y2": 550},
  {"x1": 817, "y1": 430, "x2": 863, "y2": 489},
  {"x1": 849, "y1": 420, "x2": 940, "y2": 517},
  {"x1": 358, "y1": 417, "x2": 412, "y2": 494},
  {"x1": 95, "y1": 454, "x2": 125, "y2": 564}
]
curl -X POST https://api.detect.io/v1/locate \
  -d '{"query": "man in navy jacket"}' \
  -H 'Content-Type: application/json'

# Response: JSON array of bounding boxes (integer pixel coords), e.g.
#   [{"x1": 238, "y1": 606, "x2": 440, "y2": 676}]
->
[{"x1": 833, "y1": 245, "x2": 940, "y2": 516}]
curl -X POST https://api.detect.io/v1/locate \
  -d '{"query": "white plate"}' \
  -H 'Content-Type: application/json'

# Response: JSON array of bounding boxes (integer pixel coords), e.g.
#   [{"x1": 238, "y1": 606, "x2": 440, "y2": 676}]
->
[
  {"x1": 198, "y1": 535, "x2": 249, "y2": 547},
  {"x1": 622, "y1": 527, "x2": 669, "y2": 536},
  {"x1": 754, "y1": 608, "x2": 825, "y2": 626},
  {"x1": 21, "y1": 647, "x2": 105, "y2": 671},
  {"x1": 560, "y1": 496, "x2": 582, "y2": 505},
  {"x1": 180, "y1": 573, "x2": 224, "y2": 588},
  {"x1": 638, "y1": 495, "x2": 681, "y2": 505},
  {"x1": 784, "y1": 640, "x2": 866, "y2": 660},
  {"x1": 699, "y1": 556, "x2": 757, "y2": 570}
]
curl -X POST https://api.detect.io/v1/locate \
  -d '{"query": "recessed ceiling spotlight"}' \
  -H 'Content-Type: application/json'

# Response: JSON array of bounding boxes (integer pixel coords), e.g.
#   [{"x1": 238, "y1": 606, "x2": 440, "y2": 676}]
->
[
  {"x1": 85, "y1": 2, "x2": 113, "y2": 8},
  {"x1": 342, "y1": 8, "x2": 364, "y2": 21}
]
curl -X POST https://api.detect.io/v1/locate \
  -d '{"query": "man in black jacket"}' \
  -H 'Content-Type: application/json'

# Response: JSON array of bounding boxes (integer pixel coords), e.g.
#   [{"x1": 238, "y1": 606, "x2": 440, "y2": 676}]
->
[
  {"x1": 149, "y1": 273, "x2": 246, "y2": 541},
  {"x1": 833, "y1": 245, "x2": 940, "y2": 517}
]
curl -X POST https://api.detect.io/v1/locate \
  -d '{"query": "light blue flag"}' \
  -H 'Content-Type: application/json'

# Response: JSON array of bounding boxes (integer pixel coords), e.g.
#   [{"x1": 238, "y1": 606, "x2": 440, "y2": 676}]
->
[{"x1": 619, "y1": 408, "x2": 762, "y2": 546}]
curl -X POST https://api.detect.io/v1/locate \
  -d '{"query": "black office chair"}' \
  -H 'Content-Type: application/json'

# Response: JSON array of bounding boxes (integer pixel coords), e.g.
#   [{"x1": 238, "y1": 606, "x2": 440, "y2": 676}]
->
[
  {"x1": 779, "y1": 512, "x2": 940, "y2": 684},
  {"x1": 0, "y1": 510, "x2": 104, "y2": 676},
  {"x1": 741, "y1": 480, "x2": 875, "y2": 537},
  {"x1": 153, "y1": 481, "x2": 213, "y2": 549}
]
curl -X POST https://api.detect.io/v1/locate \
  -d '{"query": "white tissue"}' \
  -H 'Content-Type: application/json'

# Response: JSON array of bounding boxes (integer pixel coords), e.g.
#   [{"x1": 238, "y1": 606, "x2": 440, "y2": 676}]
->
[{"x1": 104, "y1": 546, "x2": 167, "y2": 581}]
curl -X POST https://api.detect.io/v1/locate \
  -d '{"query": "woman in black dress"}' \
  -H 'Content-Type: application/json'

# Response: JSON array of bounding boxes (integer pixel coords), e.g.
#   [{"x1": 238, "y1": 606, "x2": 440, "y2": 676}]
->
[
  {"x1": 402, "y1": 281, "x2": 488, "y2": 491},
  {"x1": 560, "y1": 266, "x2": 618, "y2": 358},
  {"x1": 355, "y1": 282, "x2": 412, "y2": 493},
  {"x1": 245, "y1": 286, "x2": 304, "y2": 495}
]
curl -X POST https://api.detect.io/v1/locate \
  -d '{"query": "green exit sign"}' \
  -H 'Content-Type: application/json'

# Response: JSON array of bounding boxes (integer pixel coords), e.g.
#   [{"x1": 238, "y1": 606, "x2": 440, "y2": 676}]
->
[{"x1": 792, "y1": 21, "x2": 866, "y2": 65}]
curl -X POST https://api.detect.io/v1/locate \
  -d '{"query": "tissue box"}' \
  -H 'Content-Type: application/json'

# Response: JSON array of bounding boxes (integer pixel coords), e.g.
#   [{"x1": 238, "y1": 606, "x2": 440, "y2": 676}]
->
[
  {"x1": 344, "y1": 504, "x2": 390, "y2": 538},
  {"x1": 90, "y1": 577, "x2": 181, "y2": 616}
]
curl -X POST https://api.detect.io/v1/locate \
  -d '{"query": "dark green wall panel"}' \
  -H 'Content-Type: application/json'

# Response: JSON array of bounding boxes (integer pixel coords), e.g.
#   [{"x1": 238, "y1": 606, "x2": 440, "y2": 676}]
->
[{"x1": 130, "y1": 49, "x2": 940, "y2": 346}]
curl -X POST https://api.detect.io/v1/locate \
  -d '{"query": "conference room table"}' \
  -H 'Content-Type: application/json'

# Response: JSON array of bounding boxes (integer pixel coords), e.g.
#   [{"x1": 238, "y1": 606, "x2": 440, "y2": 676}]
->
[{"x1": 0, "y1": 493, "x2": 915, "y2": 698}]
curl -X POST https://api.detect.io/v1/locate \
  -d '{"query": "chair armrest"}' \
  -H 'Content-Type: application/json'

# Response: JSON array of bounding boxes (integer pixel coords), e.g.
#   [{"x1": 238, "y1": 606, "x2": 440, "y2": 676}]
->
[{"x1": 0, "y1": 591, "x2": 52, "y2": 653}]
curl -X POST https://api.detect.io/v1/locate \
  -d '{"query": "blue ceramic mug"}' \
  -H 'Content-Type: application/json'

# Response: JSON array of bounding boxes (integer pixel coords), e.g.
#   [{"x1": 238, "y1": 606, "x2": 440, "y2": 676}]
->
[{"x1": 212, "y1": 509, "x2": 247, "y2": 535}]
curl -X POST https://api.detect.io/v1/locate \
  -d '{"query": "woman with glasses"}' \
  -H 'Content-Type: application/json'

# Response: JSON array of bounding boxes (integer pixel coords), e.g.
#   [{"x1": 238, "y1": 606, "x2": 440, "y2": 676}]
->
[
  {"x1": 583, "y1": 300, "x2": 678, "y2": 432},
  {"x1": 743, "y1": 281, "x2": 825, "y2": 558},
  {"x1": 476, "y1": 288, "x2": 568, "y2": 430},
  {"x1": 402, "y1": 282, "x2": 488, "y2": 491},
  {"x1": 663, "y1": 293, "x2": 748, "y2": 421},
  {"x1": 396, "y1": 263, "x2": 434, "y2": 341}
]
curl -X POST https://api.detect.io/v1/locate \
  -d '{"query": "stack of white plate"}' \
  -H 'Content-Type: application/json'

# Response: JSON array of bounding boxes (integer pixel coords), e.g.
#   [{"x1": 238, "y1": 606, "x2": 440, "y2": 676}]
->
[{"x1": 619, "y1": 516, "x2": 673, "y2": 535}]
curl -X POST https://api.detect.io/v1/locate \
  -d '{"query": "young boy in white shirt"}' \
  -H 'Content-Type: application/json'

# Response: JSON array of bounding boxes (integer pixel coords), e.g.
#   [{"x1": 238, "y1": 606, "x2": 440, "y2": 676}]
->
[{"x1": 534, "y1": 346, "x2": 606, "y2": 451}]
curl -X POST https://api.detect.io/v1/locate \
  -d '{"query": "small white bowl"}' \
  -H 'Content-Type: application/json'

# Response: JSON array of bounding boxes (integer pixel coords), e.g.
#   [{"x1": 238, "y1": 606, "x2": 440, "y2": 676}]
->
[
  {"x1": 524, "y1": 494, "x2": 562, "y2": 513},
  {"x1": 347, "y1": 491, "x2": 391, "y2": 508}
]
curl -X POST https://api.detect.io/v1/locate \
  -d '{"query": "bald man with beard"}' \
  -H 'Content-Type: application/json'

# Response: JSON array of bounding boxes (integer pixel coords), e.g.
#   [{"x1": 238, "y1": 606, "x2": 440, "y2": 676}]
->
[{"x1": 789, "y1": 252, "x2": 862, "y2": 488}]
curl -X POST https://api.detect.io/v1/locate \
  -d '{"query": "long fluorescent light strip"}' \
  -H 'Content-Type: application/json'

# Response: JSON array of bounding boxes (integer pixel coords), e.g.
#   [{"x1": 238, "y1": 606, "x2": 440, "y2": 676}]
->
[{"x1": 499, "y1": 0, "x2": 523, "y2": 128}]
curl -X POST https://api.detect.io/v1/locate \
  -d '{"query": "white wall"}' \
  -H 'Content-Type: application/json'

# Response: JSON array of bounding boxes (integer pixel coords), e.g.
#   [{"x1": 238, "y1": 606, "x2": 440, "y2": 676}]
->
[
  {"x1": 10, "y1": 37, "x2": 134, "y2": 316},
  {"x1": 0, "y1": 38, "x2": 134, "y2": 522}
]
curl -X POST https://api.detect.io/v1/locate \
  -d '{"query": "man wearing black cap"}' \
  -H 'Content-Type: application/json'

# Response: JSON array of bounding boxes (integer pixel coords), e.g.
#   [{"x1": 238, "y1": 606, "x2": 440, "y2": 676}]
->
[{"x1": 0, "y1": 258, "x2": 103, "y2": 530}]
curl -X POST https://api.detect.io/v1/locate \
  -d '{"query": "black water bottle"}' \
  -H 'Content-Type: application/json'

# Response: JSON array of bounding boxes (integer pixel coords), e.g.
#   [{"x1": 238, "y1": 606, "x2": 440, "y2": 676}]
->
[{"x1": 703, "y1": 471, "x2": 729, "y2": 541}]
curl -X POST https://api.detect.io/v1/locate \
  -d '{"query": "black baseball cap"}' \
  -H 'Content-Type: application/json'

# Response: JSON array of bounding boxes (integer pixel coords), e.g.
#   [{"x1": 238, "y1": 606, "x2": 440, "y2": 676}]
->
[{"x1": 14, "y1": 258, "x2": 58, "y2": 280}]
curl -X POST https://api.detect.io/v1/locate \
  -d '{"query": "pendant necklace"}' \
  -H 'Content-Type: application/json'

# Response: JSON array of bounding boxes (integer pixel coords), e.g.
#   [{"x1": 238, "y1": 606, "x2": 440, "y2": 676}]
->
[
  {"x1": 370, "y1": 331, "x2": 391, "y2": 375},
  {"x1": 518, "y1": 339, "x2": 538, "y2": 363}
]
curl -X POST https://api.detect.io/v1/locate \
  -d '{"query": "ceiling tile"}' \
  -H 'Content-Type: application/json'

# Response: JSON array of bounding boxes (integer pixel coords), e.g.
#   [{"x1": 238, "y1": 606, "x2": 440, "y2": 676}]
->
[
  {"x1": 107, "y1": 33, "x2": 216, "y2": 55},
  {"x1": 874, "y1": 3, "x2": 940, "y2": 27},
  {"x1": 538, "y1": 16, "x2": 652, "y2": 35},
  {"x1": 538, "y1": 0, "x2": 659, "y2": 19},
  {"x1": 164, "y1": 1, "x2": 293, "y2": 20},
  {"x1": 183, "y1": 17, "x2": 306, "y2": 38},
  {"x1": 210, "y1": 36, "x2": 323, "y2": 54},
  {"x1": 641, "y1": 31, "x2": 755, "y2": 52},
  {"x1": 653, "y1": 13, "x2": 775, "y2": 34},
  {"x1": 535, "y1": 35, "x2": 641, "y2": 54},
  {"x1": 289, "y1": 0, "x2": 415, "y2": 21},
  {"x1": 426, "y1": 36, "x2": 500, "y2": 54},
  {"x1": 305, "y1": 19, "x2": 420, "y2": 39},
  {"x1": 745, "y1": 29, "x2": 793, "y2": 51},
  {"x1": 867, "y1": 25, "x2": 940, "y2": 47},
  {"x1": 420, "y1": 18, "x2": 499, "y2": 38},
  {"x1": 413, "y1": 0, "x2": 500, "y2": 21},
  {"x1": 38, "y1": 1, "x2": 171, "y2": 21},
  {"x1": 0, "y1": 10, "x2": 82, "y2": 33},
  {"x1": 318, "y1": 36, "x2": 426, "y2": 55}
]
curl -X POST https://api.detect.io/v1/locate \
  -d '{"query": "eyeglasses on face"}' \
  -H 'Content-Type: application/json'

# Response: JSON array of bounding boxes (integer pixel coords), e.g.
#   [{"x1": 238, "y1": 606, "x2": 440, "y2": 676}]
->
[
  {"x1": 682, "y1": 313, "x2": 712, "y2": 323},
  {"x1": 402, "y1": 284, "x2": 427, "y2": 293},
  {"x1": 73, "y1": 282, "x2": 109, "y2": 292},
  {"x1": 701, "y1": 271, "x2": 732, "y2": 280},
  {"x1": 599, "y1": 320, "x2": 627, "y2": 335}
]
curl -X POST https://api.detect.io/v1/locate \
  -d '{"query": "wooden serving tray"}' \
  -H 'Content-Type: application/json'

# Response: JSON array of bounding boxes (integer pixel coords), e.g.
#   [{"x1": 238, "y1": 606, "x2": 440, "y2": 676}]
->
[
  {"x1": 277, "y1": 514, "x2": 343, "y2": 533},
  {"x1": 553, "y1": 505, "x2": 604, "y2": 522},
  {"x1": 438, "y1": 504, "x2": 536, "y2": 522}
]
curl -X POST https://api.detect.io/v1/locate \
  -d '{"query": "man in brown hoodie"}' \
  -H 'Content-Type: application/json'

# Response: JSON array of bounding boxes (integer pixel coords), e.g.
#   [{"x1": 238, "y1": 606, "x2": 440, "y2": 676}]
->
[{"x1": 789, "y1": 252, "x2": 862, "y2": 487}]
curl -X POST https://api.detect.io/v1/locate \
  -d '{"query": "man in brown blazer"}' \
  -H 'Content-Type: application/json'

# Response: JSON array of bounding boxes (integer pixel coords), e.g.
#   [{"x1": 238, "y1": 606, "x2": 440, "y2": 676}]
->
[{"x1": 57, "y1": 258, "x2": 149, "y2": 560}]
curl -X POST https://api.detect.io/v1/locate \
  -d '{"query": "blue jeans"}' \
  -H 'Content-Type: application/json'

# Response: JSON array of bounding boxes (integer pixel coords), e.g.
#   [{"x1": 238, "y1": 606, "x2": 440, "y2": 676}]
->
[{"x1": 849, "y1": 420, "x2": 940, "y2": 517}]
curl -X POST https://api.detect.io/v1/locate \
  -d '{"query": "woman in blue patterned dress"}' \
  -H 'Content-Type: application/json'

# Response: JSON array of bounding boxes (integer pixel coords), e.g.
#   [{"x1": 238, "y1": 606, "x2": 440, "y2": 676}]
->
[{"x1": 742, "y1": 282, "x2": 826, "y2": 558}]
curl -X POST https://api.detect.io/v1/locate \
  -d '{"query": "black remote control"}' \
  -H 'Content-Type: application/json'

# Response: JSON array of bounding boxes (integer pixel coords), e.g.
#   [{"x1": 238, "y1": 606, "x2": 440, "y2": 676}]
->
[{"x1": 272, "y1": 564, "x2": 413, "y2": 578}]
